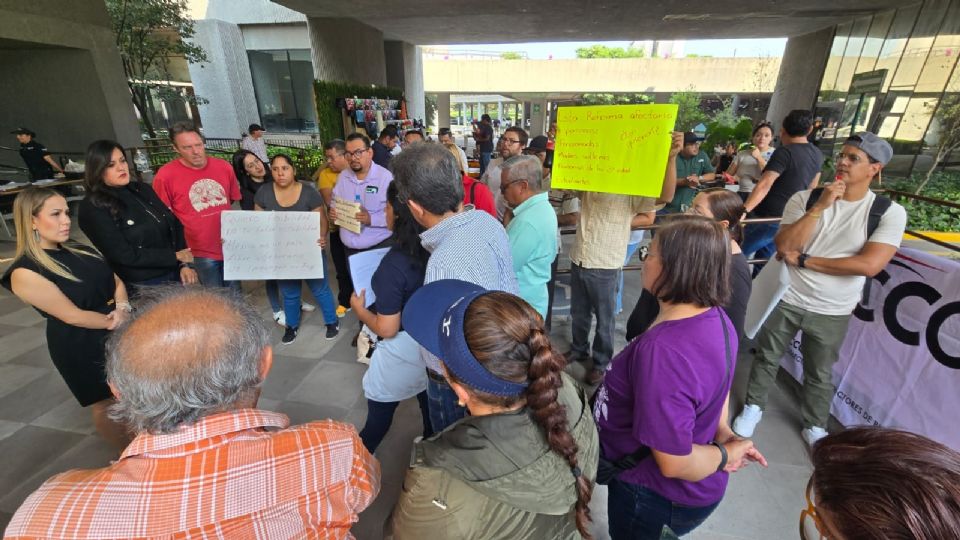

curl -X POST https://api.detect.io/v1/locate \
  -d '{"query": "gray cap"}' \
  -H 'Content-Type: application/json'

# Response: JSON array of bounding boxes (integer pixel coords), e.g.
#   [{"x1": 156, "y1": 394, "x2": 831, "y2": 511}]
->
[{"x1": 844, "y1": 132, "x2": 893, "y2": 166}]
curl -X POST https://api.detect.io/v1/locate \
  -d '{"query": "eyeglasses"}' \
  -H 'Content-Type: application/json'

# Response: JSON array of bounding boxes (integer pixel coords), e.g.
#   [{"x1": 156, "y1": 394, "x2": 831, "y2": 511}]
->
[
  {"x1": 500, "y1": 179, "x2": 525, "y2": 193},
  {"x1": 502, "y1": 138, "x2": 522, "y2": 145},
  {"x1": 345, "y1": 148, "x2": 369, "y2": 160},
  {"x1": 799, "y1": 478, "x2": 827, "y2": 540},
  {"x1": 834, "y1": 152, "x2": 872, "y2": 165}
]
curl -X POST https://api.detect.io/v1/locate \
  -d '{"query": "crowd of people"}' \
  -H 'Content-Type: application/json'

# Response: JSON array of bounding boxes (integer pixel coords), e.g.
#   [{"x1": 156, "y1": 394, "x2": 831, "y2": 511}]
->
[{"x1": 1, "y1": 108, "x2": 957, "y2": 540}]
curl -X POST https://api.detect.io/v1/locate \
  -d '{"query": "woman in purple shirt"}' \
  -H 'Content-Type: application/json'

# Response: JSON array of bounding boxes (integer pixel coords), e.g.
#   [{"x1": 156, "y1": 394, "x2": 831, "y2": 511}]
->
[{"x1": 593, "y1": 217, "x2": 767, "y2": 539}]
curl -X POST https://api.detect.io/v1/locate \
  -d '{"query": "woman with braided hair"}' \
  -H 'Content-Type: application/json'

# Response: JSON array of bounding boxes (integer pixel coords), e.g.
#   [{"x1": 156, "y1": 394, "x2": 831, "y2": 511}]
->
[{"x1": 393, "y1": 279, "x2": 598, "y2": 539}]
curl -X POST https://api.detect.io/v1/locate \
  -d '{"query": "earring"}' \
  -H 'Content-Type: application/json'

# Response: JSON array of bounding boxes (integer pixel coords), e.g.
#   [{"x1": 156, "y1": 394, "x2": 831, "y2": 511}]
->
[
  {"x1": 33, "y1": 229, "x2": 40, "y2": 243},
  {"x1": 457, "y1": 400, "x2": 465, "y2": 407}
]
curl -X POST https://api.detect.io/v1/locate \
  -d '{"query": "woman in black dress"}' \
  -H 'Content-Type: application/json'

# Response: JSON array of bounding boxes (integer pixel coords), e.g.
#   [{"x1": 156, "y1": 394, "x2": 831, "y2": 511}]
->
[
  {"x1": 232, "y1": 149, "x2": 273, "y2": 211},
  {"x1": 78, "y1": 140, "x2": 197, "y2": 291},
  {"x1": 2, "y1": 187, "x2": 131, "y2": 449}
]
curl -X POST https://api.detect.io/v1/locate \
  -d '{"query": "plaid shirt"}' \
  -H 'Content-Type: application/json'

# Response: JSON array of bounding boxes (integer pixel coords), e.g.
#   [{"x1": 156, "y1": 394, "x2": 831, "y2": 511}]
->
[{"x1": 5, "y1": 409, "x2": 380, "y2": 539}]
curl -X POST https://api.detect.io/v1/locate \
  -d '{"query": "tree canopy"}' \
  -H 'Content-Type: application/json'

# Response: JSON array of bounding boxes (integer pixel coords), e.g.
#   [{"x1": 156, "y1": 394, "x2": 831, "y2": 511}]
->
[{"x1": 575, "y1": 45, "x2": 646, "y2": 59}]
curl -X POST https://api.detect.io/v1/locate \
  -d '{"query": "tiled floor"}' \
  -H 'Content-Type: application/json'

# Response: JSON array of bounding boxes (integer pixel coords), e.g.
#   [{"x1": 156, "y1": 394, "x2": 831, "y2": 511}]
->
[{"x1": 0, "y1": 226, "x2": 815, "y2": 539}]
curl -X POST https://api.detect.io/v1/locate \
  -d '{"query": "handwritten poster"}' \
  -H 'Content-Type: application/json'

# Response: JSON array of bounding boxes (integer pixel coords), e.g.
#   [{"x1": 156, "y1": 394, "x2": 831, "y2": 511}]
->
[
  {"x1": 551, "y1": 104, "x2": 678, "y2": 197},
  {"x1": 221, "y1": 211, "x2": 324, "y2": 281},
  {"x1": 348, "y1": 248, "x2": 390, "y2": 307},
  {"x1": 334, "y1": 197, "x2": 363, "y2": 234}
]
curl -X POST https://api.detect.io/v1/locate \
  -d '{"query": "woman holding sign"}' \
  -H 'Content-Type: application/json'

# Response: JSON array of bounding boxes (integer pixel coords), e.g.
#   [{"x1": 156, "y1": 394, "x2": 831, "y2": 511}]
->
[{"x1": 254, "y1": 154, "x2": 339, "y2": 345}]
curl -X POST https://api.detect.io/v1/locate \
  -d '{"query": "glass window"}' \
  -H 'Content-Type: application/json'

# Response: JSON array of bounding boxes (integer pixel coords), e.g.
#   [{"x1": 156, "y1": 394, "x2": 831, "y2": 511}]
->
[
  {"x1": 835, "y1": 16, "x2": 873, "y2": 93},
  {"x1": 247, "y1": 49, "x2": 318, "y2": 133},
  {"x1": 856, "y1": 11, "x2": 894, "y2": 74},
  {"x1": 820, "y1": 23, "x2": 852, "y2": 95},
  {"x1": 877, "y1": 4, "x2": 922, "y2": 92},
  {"x1": 915, "y1": 1, "x2": 960, "y2": 93},
  {"x1": 890, "y1": 1, "x2": 950, "y2": 92},
  {"x1": 896, "y1": 96, "x2": 939, "y2": 141}
]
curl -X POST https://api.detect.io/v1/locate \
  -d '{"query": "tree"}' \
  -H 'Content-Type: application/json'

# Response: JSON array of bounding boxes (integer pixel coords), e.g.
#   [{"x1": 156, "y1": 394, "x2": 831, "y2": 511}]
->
[
  {"x1": 918, "y1": 94, "x2": 960, "y2": 194},
  {"x1": 575, "y1": 45, "x2": 645, "y2": 59},
  {"x1": 105, "y1": 0, "x2": 208, "y2": 137},
  {"x1": 500, "y1": 51, "x2": 523, "y2": 60},
  {"x1": 581, "y1": 93, "x2": 652, "y2": 105},
  {"x1": 669, "y1": 88, "x2": 708, "y2": 131}
]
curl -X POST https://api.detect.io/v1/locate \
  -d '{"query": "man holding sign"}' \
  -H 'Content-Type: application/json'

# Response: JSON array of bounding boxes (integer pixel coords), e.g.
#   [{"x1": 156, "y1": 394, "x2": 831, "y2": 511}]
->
[{"x1": 558, "y1": 111, "x2": 683, "y2": 385}]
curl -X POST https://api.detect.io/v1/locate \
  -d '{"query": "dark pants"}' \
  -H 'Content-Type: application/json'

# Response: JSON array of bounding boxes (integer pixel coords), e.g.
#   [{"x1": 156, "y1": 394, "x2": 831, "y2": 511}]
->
[
  {"x1": 479, "y1": 151, "x2": 492, "y2": 176},
  {"x1": 608, "y1": 478, "x2": 720, "y2": 539},
  {"x1": 569, "y1": 263, "x2": 619, "y2": 368},
  {"x1": 545, "y1": 255, "x2": 559, "y2": 332},
  {"x1": 741, "y1": 221, "x2": 779, "y2": 277},
  {"x1": 426, "y1": 371, "x2": 466, "y2": 432},
  {"x1": 359, "y1": 392, "x2": 433, "y2": 453},
  {"x1": 127, "y1": 269, "x2": 179, "y2": 298},
  {"x1": 194, "y1": 257, "x2": 241, "y2": 293},
  {"x1": 329, "y1": 231, "x2": 352, "y2": 307}
]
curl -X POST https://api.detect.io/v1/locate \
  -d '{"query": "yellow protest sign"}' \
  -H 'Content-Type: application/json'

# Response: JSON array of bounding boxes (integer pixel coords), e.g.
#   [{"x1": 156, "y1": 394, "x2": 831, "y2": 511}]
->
[{"x1": 551, "y1": 104, "x2": 678, "y2": 197}]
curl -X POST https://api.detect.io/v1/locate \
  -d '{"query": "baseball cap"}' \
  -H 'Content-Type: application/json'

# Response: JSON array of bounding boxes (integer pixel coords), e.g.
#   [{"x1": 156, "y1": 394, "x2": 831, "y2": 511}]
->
[
  {"x1": 683, "y1": 131, "x2": 699, "y2": 145},
  {"x1": 248, "y1": 123, "x2": 265, "y2": 133},
  {"x1": 526, "y1": 135, "x2": 549, "y2": 153},
  {"x1": 11, "y1": 127, "x2": 35, "y2": 137},
  {"x1": 402, "y1": 280, "x2": 529, "y2": 396},
  {"x1": 844, "y1": 132, "x2": 893, "y2": 165}
]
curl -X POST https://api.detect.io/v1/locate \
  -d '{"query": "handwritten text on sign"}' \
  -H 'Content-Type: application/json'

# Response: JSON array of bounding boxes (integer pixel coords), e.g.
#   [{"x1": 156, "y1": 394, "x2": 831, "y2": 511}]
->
[
  {"x1": 551, "y1": 104, "x2": 678, "y2": 197},
  {"x1": 221, "y1": 211, "x2": 324, "y2": 280}
]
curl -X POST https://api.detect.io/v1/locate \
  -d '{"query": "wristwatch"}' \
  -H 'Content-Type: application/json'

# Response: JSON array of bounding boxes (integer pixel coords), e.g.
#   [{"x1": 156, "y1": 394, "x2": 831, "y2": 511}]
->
[{"x1": 797, "y1": 253, "x2": 810, "y2": 268}]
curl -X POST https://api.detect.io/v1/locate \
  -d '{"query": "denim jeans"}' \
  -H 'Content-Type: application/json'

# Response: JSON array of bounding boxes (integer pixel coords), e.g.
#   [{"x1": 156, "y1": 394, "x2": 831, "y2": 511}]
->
[
  {"x1": 359, "y1": 392, "x2": 433, "y2": 453},
  {"x1": 277, "y1": 257, "x2": 337, "y2": 327},
  {"x1": 265, "y1": 280, "x2": 282, "y2": 312},
  {"x1": 194, "y1": 257, "x2": 241, "y2": 292},
  {"x1": 608, "y1": 478, "x2": 720, "y2": 540},
  {"x1": 479, "y1": 151, "x2": 492, "y2": 176},
  {"x1": 426, "y1": 373, "x2": 466, "y2": 433},
  {"x1": 741, "y1": 221, "x2": 780, "y2": 276},
  {"x1": 569, "y1": 263, "x2": 619, "y2": 368}
]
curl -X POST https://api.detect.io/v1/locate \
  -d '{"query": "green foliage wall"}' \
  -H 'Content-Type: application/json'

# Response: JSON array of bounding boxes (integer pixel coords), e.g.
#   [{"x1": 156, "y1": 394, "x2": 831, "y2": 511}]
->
[{"x1": 313, "y1": 81, "x2": 404, "y2": 142}]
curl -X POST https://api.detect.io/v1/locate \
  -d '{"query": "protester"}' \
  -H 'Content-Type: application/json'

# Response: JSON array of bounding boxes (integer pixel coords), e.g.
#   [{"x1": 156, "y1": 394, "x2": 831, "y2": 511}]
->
[
  {"x1": 501, "y1": 155, "x2": 558, "y2": 318},
  {"x1": 627, "y1": 188, "x2": 751, "y2": 341},
  {"x1": 3, "y1": 286, "x2": 379, "y2": 539},
  {"x1": 11, "y1": 127, "x2": 64, "y2": 181},
  {"x1": 594, "y1": 217, "x2": 767, "y2": 540},
  {"x1": 714, "y1": 141, "x2": 737, "y2": 174},
  {"x1": 390, "y1": 143, "x2": 518, "y2": 432},
  {"x1": 1, "y1": 187, "x2": 131, "y2": 449},
  {"x1": 78, "y1": 140, "x2": 197, "y2": 291},
  {"x1": 351, "y1": 182, "x2": 432, "y2": 453},
  {"x1": 726, "y1": 122, "x2": 775, "y2": 202},
  {"x1": 254, "y1": 154, "x2": 339, "y2": 345},
  {"x1": 438, "y1": 127, "x2": 468, "y2": 172},
  {"x1": 663, "y1": 132, "x2": 715, "y2": 214},
  {"x1": 742, "y1": 110, "x2": 823, "y2": 268},
  {"x1": 152, "y1": 122, "x2": 241, "y2": 289},
  {"x1": 803, "y1": 427, "x2": 960, "y2": 540},
  {"x1": 232, "y1": 149, "x2": 272, "y2": 211},
  {"x1": 733, "y1": 132, "x2": 907, "y2": 447},
  {"x1": 330, "y1": 133, "x2": 393, "y2": 256},
  {"x1": 372, "y1": 126, "x2": 398, "y2": 168},
  {"x1": 566, "y1": 132, "x2": 682, "y2": 385},
  {"x1": 481, "y1": 126, "x2": 528, "y2": 220},
  {"x1": 473, "y1": 113, "x2": 495, "y2": 175},
  {"x1": 393, "y1": 280, "x2": 598, "y2": 539},
  {"x1": 444, "y1": 142, "x2": 497, "y2": 218},
  {"x1": 315, "y1": 139, "x2": 353, "y2": 316},
  {"x1": 240, "y1": 122, "x2": 269, "y2": 163},
  {"x1": 403, "y1": 129, "x2": 425, "y2": 145}
]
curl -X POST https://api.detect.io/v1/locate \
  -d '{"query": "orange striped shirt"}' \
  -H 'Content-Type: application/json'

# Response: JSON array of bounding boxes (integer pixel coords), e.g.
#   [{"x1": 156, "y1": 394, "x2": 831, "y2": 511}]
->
[{"x1": 5, "y1": 409, "x2": 380, "y2": 539}]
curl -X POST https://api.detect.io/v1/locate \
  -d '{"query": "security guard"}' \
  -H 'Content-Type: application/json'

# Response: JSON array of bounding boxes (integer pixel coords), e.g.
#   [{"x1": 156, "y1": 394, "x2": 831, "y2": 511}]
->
[{"x1": 11, "y1": 127, "x2": 63, "y2": 181}]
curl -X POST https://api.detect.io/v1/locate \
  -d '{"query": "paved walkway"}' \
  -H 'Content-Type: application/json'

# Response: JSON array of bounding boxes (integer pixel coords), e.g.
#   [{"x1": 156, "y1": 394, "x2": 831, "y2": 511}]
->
[{"x1": 0, "y1": 227, "x2": 813, "y2": 539}]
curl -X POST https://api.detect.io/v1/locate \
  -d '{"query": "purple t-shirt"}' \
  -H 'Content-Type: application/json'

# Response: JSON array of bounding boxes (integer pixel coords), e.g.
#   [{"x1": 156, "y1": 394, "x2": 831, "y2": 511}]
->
[{"x1": 593, "y1": 307, "x2": 736, "y2": 507}]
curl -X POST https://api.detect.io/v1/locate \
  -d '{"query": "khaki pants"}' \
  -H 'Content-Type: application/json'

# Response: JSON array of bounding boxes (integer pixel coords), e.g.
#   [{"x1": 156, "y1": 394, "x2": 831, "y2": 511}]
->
[{"x1": 745, "y1": 302, "x2": 851, "y2": 429}]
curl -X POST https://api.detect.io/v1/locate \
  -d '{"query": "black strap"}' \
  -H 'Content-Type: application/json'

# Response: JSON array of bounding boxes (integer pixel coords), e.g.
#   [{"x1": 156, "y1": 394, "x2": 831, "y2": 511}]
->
[{"x1": 469, "y1": 181, "x2": 477, "y2": 205}]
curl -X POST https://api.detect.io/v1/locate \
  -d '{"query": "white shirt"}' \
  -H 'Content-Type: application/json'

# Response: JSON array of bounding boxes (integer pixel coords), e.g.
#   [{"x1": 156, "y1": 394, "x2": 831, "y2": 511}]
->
[
  {"x1": 240, "y1": 136, "x2": 268, "y2": 163},
  {"x1": 781, "y1": 190, "x2": 907, "y2": 315}
]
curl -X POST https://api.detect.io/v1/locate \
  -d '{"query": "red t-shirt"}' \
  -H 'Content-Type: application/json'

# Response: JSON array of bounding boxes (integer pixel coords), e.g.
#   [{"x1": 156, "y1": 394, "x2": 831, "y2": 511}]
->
[
  {"x1": 462, "y1": 175, "x2": 497, "y2": 218},
  {"x1": 152, "y1": 157, "x2": 241, "y2": 260}
]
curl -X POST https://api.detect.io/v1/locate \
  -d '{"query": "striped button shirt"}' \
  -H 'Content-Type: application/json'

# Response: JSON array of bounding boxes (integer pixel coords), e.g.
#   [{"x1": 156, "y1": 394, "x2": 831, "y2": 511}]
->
[
  {"x1": 4, "y1": 409, "x2": 380, "y2": 540},
  {"x1": 420, "y1": 208, "x2": 519, "y2": 373}
]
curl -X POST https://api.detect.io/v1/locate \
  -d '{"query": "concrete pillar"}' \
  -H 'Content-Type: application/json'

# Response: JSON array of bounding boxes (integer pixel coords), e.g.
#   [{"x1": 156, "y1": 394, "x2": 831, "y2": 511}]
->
[
  {"x1": 384, "y1": 40, "x2": 425, "y2": 122},
  {"x1": 767, "y1": 26, "x2": 835, "y2": 129},
  {"x1": 436, "y1": 92, "x2": 451, "y2": 129},
  {"x1": 188, "y1": 19, "x2": 259, "y2": 138},
  {"x1": 461, "y1": 102, "x2": 466, "y2": 125},
  {"x1": 530, "y1": 99, "x2": 548, "y2": 137},
  {"x1": 307, "y1": 18, "x2": 386, "y2": 85}
]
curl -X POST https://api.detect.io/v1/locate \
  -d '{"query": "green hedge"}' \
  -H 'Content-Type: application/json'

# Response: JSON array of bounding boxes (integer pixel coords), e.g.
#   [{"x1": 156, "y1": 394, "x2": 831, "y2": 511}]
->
[
  {"x1": 313, "y1": 81, "x2": 404, "y2": 143},
  {"x1": 888, "y1": 172, "x2": 960, "y2": 232}
]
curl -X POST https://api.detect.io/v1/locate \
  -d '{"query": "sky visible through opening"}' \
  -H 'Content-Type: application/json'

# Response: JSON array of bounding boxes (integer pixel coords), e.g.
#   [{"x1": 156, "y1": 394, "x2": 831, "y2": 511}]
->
[{"x1": 429, "y1": 38, "x2": 787, "y2": 59}]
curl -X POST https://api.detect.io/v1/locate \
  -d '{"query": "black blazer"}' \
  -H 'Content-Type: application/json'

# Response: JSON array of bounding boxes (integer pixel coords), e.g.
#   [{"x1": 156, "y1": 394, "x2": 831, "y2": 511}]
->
[{"x1": 78, "y1": 181, "x2": 187, "y2": 284}]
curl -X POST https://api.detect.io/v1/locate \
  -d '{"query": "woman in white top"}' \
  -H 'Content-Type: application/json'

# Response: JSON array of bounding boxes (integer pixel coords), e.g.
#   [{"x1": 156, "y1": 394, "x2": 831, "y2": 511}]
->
[{"x1": 727, "y1": 122, "x2": 775, "y2": 203}]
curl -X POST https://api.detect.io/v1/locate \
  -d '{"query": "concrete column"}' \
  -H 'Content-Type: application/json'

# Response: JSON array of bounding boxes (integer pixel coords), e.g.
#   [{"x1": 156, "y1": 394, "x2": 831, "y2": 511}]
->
[
  {"x1": 384, "y1": 40, "x2": 425, "y2": 122},
  {"x1": 436, "y1": 92, "x2": 451, "y2": 129},
  {"x1": 307, "y1": 17, "x2": 386, "y2": 85},
  {"x1": 767, "y1": 26, "x2": 835, "y2": 129},
  {"x1": 530, "y1": 99, "x2": 548, "y2": 137},
  {"x1": 188, "y1": 19, "x2": 259, "y2": 138}
]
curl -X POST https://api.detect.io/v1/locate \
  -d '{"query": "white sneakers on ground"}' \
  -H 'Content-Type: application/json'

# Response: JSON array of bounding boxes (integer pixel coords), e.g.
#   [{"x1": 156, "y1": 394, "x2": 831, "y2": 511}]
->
[
  {"x1": 273, "y1": 310, "x2": 286, "y2": 327},
  {"x1": 300, "y1": 302, "x2": 316, "y2": 312},
  {"x1": 801, "y1": 426, "x2": 829, "y2": 447},
  {"x1": 732, "y1": 404, "x2": 763, "y2": 437}
]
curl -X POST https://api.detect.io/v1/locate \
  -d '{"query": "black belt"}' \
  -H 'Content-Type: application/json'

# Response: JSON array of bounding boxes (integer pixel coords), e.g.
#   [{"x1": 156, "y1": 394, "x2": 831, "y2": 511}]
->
[{"x1": 426, "y1": 368, "x2": 447, "y2": 384}]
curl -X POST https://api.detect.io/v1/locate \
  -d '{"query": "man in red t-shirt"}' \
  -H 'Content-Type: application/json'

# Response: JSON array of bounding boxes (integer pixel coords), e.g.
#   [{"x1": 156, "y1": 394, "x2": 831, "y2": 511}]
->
[{"x1": 152, "y1": 122, "x2": 241, "y2": 289}]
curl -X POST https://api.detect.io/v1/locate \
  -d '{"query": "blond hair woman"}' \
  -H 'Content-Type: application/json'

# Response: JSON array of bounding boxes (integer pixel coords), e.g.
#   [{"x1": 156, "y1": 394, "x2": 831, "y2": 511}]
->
[{"x1": 1, "y1": 187, "x2": 131, "y2": 448}]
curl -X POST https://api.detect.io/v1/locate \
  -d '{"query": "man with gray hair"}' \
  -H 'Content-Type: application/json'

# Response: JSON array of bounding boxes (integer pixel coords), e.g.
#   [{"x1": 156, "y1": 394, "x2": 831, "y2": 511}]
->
[
  {"x1": 391, "y1": 143, "x2": 518, "y2": 433},
  {"x1": 500, "y1": 154, "x2": 558, "y2": 318},
  {"x1": 5, "y1": 287, "x2": 380, "y2": 539}
]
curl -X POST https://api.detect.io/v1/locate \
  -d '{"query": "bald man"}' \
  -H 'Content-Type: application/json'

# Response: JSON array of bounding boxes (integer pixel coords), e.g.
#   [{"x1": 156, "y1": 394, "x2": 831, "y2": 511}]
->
[{"x1": 5, "y1": 287, "x2": 380, "y2": 539}]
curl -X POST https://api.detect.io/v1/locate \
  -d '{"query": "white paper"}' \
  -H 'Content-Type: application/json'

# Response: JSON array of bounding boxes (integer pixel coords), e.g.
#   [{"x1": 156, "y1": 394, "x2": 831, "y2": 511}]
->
[
  {"x1": 221, "y1": 211, "x2": 325, "y2": 280},
  {"x1": 348, "y1": 247, "x2": 390, "y2": 307},
  {"x1": 333, "y1": 197, "x2": 363, "y2": 234},
  {"x1": 743, "y1": 257, "x2": 791, "y2": 339}
]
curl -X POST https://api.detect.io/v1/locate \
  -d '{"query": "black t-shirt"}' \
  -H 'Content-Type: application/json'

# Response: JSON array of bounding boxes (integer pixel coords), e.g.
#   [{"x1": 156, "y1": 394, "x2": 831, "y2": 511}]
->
[
  {"x1": 478, "y1": 124, "x2": 494, "y2": 153},
  {"x1": 19, "y1": 140, "x2": 54, "y2": 180},
  {"x1": 370, "y1": 245, "x2": 426, "y2": 330},
  {"x1": 753, "y1": 143, "x2": 823, "y2": 217},
  {"x1": 372, "y1": 141, "x2": 393, "y2": 169}
]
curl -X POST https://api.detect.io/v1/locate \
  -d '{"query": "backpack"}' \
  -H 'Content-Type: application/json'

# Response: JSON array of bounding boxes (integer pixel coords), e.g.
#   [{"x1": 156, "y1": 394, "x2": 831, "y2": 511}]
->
[{"x1": 804, "y1": 187, "x2": 893, "y2": 301}]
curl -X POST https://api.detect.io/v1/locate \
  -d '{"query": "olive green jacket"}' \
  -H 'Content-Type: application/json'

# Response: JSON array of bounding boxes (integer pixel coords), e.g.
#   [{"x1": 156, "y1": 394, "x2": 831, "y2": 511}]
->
[{"x1": 391, "y1": 373, "x2": 599, "y2": 540}]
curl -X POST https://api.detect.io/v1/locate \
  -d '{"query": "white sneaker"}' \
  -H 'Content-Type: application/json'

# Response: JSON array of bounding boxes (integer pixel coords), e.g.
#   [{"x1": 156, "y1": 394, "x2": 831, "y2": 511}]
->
[
  {"x1": 273, "y1": 310, "x2": 286, "y2": 327},
  {"x1": 301, "y1": 302, "x2": 316, "y2": 312},
  {"x1": 732, "y1": 404, "x2": 763, "y2": 437},
  {"x1": 802, "y1": 426, "x2": 829, "y2": 448}
]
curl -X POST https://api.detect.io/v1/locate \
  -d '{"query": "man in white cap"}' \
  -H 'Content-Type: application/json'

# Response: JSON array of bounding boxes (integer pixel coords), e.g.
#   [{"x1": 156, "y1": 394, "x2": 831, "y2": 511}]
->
[{"x1": 732, "y1": 132, "x2": 907, "y2": 447}]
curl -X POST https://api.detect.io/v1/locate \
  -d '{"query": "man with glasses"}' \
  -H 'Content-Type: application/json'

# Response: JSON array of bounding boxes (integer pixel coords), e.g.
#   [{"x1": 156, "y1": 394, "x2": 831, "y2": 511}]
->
[
  {"x1": 480, "y1": 126, "x2": 528, "y2": 221},
  {"x1": 733, "y1": 132, "x2": 906, "y2": 448},
  {"x1": 315, "y1": 139, "x2": 353, "y2": 316},
  {"x1": 663, "y1": 131, "x2": 715, "y2": 214}
]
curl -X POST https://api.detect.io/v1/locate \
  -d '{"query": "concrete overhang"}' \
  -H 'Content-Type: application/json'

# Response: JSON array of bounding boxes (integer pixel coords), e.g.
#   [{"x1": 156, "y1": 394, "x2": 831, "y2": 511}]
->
[{"x1": 273, "y1": 1, "x2": 912, "y2": 43}]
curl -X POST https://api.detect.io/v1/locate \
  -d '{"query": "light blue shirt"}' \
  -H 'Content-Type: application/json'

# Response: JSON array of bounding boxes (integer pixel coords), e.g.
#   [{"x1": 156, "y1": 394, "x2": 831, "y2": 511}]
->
[{"x1": 506, "y1": 192, "x2": 558, "y2": 317}]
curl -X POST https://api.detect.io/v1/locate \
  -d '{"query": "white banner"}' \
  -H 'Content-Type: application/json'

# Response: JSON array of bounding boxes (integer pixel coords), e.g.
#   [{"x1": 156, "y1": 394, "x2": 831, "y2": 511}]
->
[
  {"x1": 221, "y1": 211, "x2": 325, "y2": 281},
  {"x1": 780, "y1": 248, "x2": 960, "y2": 450}
]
